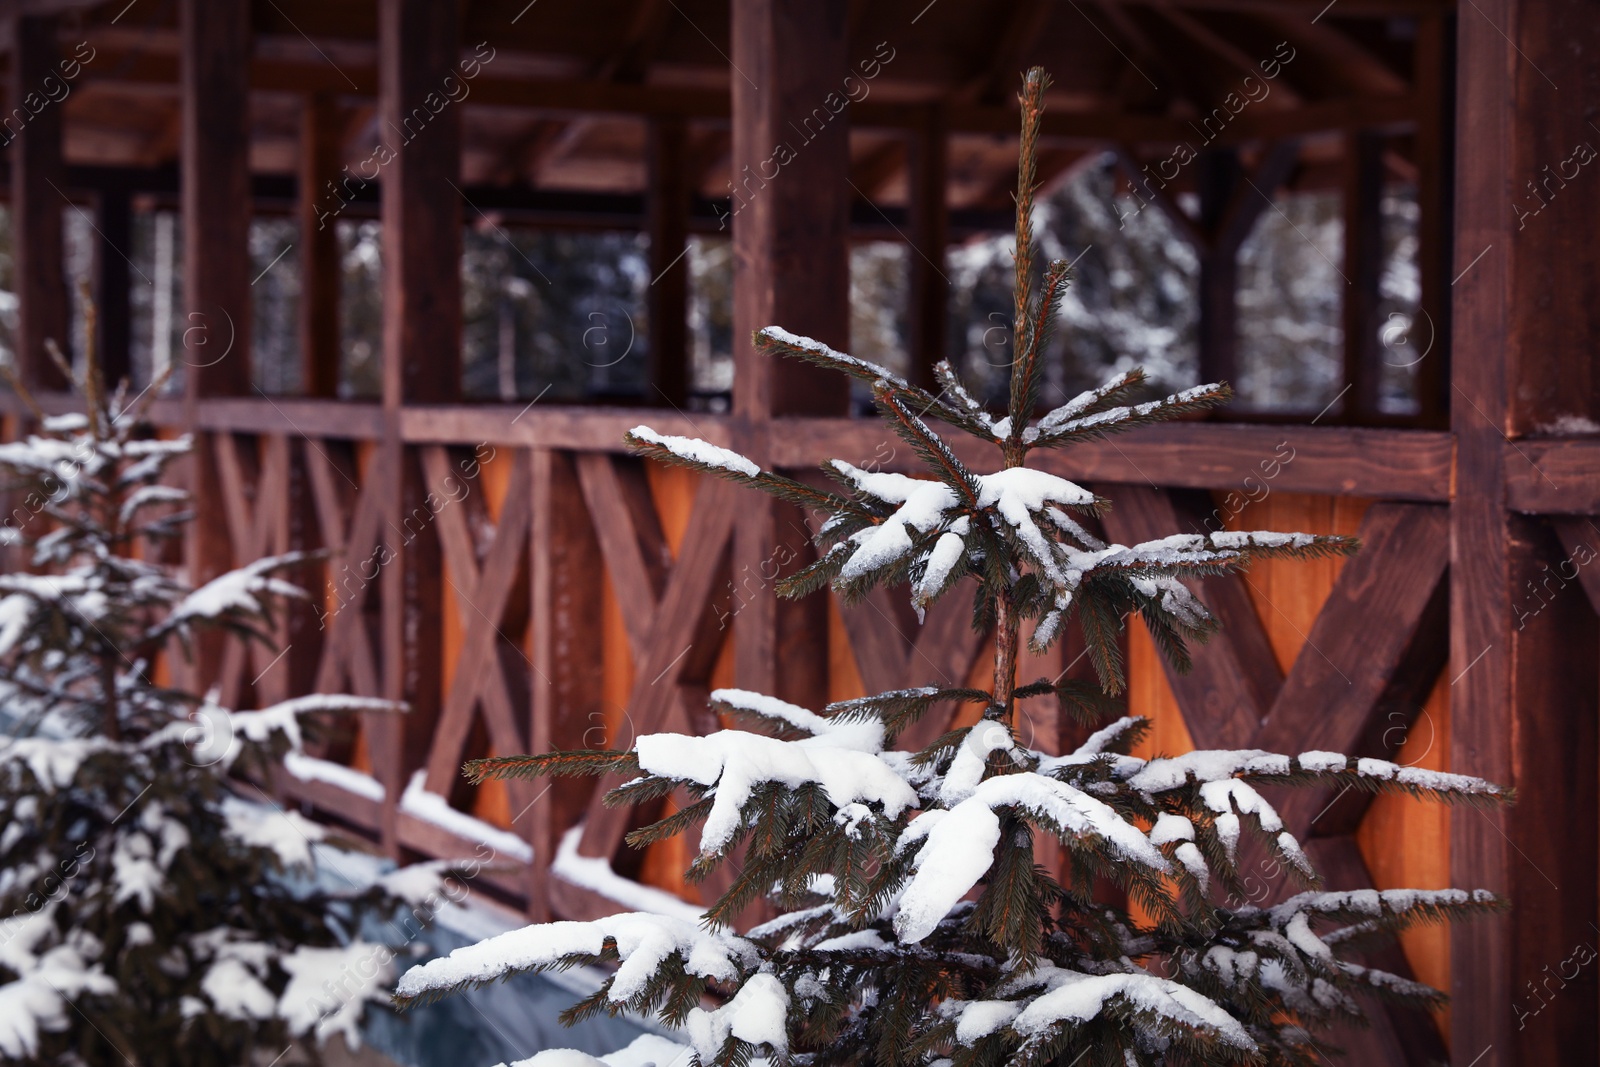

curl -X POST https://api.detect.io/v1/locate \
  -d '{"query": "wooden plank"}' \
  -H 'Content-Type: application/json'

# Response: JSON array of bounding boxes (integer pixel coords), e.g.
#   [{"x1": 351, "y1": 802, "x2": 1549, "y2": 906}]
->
[
  {"x1": 1551, "y1": 517, "x2": 1600, "y2": 616},
  {"x1": 646, "y1": 117, "x2": 690, "y2": 406},
  {"x1": 1448, "y1": 0, "x2": 1516, "y2": 1056},
  {"x1": 770, "y1": 420, "x2": 1454, "y2": 501},
  {"x1": 299, "y1": 92, "x2": 344, "y2": 398},
  {"x1": 729, "y1": 0, "x2": 850, "y2": 419},
  {"x1": 7, "y1": 13, "x2": 70, "y2": 391},
  {"x1": 1342, "y1": 131, "x2": 1385, "y2": 422},
  {"x1": 93, "y1": 184, "x2": 132, "y2": 389},
  {"x1": 575, "y1": 453, "x2": 667, "y2": 654},
  {"x1": 379, "y1": 0, "x2": 461, "y2": 407},
  {"x1": 577, "y1": 475, "x2": 737, "y2": 862},
  {"x1": 1504, "y1": 438, "x2": 1600, "y2": 514},
  {"x1": 401, "y1": 403, "x2": 725, "y2": 450},
  {"x1": 1411, "y1": 12, "x2": 1451, "y2": 427},
  {"x1": 906, "y1": 103, "x2": 948, "y2": 390},
  {"x1": 1099, "y1": 485, "x2": 1282, "y2": 750},
  {"x1": 180, "y1": 0, "x2": 252, "y2": 398}
]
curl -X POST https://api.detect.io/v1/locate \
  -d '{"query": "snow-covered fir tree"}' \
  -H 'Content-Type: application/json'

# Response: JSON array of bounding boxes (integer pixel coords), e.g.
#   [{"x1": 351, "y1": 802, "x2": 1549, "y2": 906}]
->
[
  {"x1": 0, "y1": 338, "x2": 443, "y2": 1064},
  {"x1": 395, "y1": 70, "x2": 1505, "y2": 1067}
]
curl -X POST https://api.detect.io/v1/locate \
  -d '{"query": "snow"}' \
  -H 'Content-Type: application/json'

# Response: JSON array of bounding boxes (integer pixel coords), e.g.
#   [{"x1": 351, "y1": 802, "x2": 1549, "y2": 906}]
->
[
  {"x1": 110, "y1": 833, "x2": 163, "y2": 912},
  {"x1": 203, "y1": 955, "x2": 277, "y2": 1020},
  {"x1": 914, "y1": 524, "x2": 969, "y2": 616},
  {"x1": 938, "y1": 721, "x2": 1014, "y2": 806},
  {"x1": 497, "y1": 1034, "x2": 693, "y2": 1067},
  {"x1": 896, "y1": 773, "x2": 1169, "y2": 943},
  {"x1": 1296, "y1": 751, "x2": 1347, "y2": 773},
  {"x1": 1127, "y1": 750, "x2": 1294, "y2": 794},
  {"x1": 0, "y1": 736, "x2": 112, "y2": 790},
  {"x1": 758, "y1": 326, "x2": 902, "y2": 388},
  {"x1": 1149, "y1": 813, "x2": 1195, "y2": 846},
  {"x1": 284, "y1": 751, "x2": 386, "y2": 802},
  {"x1": 552, "y1": 825, "x2": 703, "y2": 922},
  {"x1": 223, "y1": 794, "x2": 326, "y2": 869},
  {"x1": 954, "y1": 999, "x2": 1022, "y2": 1042},
  {"x1": 395, "y1": 913, "x2": 757, "y2": 1005},
  {"x1": 279, "y1": 942, "x2": 394, "y2": 1048},
  {"x1": 400, "y1": 770, "x2": 534, "y2": 862},
  {"x1": 628, "y1": 426, "x2": 760, "y2": 478},
  {"x1": 634, "y1": 730, "x2": 916, "y2": 854},
  {"x1": 1006, "y1": 968, "x2": 1253, "y2": 1051},
  {"x1": 170, "y1": 552, "x2": 307, "y2": 624},
  {"x1": 0, "y1": 911, "x2": 114, "y2": 1058},
  {"x1": 710, "y1": 688, "x2": 883, "y2": 751},
  {"x1": 686, "y1": 973, "x2": 790, "y2": 1059}
]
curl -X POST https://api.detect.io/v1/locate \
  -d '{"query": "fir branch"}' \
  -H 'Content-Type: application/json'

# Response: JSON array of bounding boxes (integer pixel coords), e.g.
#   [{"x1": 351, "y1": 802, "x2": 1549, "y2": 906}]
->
[{"x1": 463, "y1": 749, "x2": 639, "y2": 784}]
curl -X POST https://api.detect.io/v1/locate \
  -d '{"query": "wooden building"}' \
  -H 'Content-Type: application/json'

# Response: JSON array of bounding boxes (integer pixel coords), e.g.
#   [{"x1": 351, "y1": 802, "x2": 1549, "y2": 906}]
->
[{"x1": 0, "y1": 0, "x2": 1595, "y2": 1062}]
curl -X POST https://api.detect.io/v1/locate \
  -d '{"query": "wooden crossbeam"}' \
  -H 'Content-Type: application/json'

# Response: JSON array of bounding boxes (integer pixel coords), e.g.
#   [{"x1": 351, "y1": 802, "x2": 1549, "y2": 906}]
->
[
  {"x1": 211, "y1": 432, "x2": 293, "y2": 707},
  {"x1": 307, "y1": 442, "x2": 386, "y2": 699},
  {"x1": 1100, "y1": 485, "x2": 1283, "y2": 748},
  {"x1": 420, "y1": 445, "x2": 533, "y2": 796}
]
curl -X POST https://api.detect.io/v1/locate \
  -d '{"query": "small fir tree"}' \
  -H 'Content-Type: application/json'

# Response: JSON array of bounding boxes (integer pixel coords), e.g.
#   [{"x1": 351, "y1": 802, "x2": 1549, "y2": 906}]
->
[
  {"x1": 396, "y1": 70, "x2": 1506, "y2": 1067},
  {"x1": 0, "y1": 334, "x2": 440, "y2": 1064}
]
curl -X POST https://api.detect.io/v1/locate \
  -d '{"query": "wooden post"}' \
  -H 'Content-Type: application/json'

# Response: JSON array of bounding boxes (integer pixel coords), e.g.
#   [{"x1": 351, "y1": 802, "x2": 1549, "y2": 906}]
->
[
  {"x1": 94, "y1": 186, "x2": 132, "y2": 389},
  {"x1": 1451, "y1": 0, "x2": 1600, "y2": 1062},
  {"x1": 1413, "y1": 13, "x2": 1454, "y2": 427},
  {"x1": 7, "y1": 15, "x2": 70, "y2": 391},
  {"x1": 1342, "y1": 130, "x2": 1384, "y2": 422},
  {"x1": 907, "y1": 103, "x2": 948, "y2": 390},
  {"x1": 729, "y1": 0, "x2": 850, "y2": 705},
  {"x1": 1195, "y1": 148, "x2": 1242, "y2": 387},
  {"x1": 647, "y1": 117, "x2": 689, "y2": 407},
  {"x1": 378, "y1": 0, "x2": 461, "y2": 855},
  {"x1": 180, "y1": 0, "x2": 252, "y2": 399},
  {"x1": 179, "y1": 0, "x2": 252, "y2": 694},
  {"x1": 299, "y1": 92, "x2": 344, "y2": 399}
]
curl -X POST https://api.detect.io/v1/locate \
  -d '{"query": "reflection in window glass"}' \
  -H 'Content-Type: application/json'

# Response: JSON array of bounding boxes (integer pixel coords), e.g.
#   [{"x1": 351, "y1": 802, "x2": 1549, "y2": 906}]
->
[
  {"x1": 850, "y1": 241, "x2": 909, "y2": 409},
  {"x1": 129, "y1": 209, "x2": 182, "y2": 394},
  {"x1": 1377, "y1": 188, "x2": 1422, "y2": 414},
  {"x1": 339, "y1": 220, "x2": 382, "y2": 399},
  {"x1": 687, "y1": 235, "x2": 732, "y2": 406},
  {"x1": 251, "y1": 218, "x2": 300, "y2": 396}
]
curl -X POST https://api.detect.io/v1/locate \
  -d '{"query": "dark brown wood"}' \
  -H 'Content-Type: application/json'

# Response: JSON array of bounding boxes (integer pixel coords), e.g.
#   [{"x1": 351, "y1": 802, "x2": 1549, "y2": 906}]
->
[
  {"x1": 577, "y1": 475, "x2": 737, "y2": 862},
  {"x1": 906, "y1": 103, "x2": 948, "y2": 390},
  {"x1": 1342, "y1": 131, "x2": 1385, "y2": 422},
  {"x1": 299, "y1": 92, "x2": 344, "y2": 399},
  {"x1": 773, "y1": 419, "x2": 1454, "y2": 501},
  {"x1": 1304, "y1": 836, "x2": 1451, "y2": 1064},
  {"x1": 378, "y1": 0, "x2": 461, "y2": 408},
  {"x1": 1411, "y1": 12, "x2": 1452, "y2": 427},
  {"x1": 1505, "y1": 438, "x2": 1600, "y2": 515},
  {"x1": 1551, "y1": 517, "x2": 1600, "y2": 616},
  {"x1": 8, "y1": 14, "x2": 70, "y2": 391},
  {"x1": 1250, "y1": 503, "x2": 1450, "y2": 839},
  {"x1": 646, "y1": 117, "x2": 690, "y2": 406},
  {"x1": 1195, "y1": 148, "x2": 1242, "y2": 387},
  {"x1": 180, "y1": 0, "x2": 252, "y2": 398},
  {"x1": 93, "y1": 184, "x2": 131, "y2": 389},
  {"x1": 729, "y1": 0, "x2": 851, "y2": 419}
]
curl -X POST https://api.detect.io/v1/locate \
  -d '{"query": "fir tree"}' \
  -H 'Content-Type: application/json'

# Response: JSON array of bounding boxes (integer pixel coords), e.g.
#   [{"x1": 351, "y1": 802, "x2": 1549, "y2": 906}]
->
[
  {"x1": 396, "y1": 70, "x2": 1506, "y2": 1067},
  {"x1": 0, "y1": 326, "x2": 444, "y2": 1064}
]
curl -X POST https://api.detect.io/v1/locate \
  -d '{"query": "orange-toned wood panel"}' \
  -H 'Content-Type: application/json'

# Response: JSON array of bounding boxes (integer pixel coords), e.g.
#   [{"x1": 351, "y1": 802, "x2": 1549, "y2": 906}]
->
[{"x1": 1126, "y1": 491, "x2": 1453, "y2": 999}]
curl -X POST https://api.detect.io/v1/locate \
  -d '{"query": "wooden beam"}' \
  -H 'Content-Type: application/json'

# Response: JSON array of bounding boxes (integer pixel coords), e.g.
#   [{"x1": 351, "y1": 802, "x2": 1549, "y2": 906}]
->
[
  {"x1": 8, "y1": 13, "x2": 70, "y2": 390},
  {"x1": 1450, "y1": 1, "x2": 1600, "y2": 1060},
  {"x1": 954, "y1": 0, "x2": 1054, "y2": 106},
  {"x1": 1411, "y1": 12, "x2": 1452, "y2": 427},
  {"x1": 1249, "y1": 503, "x2": 1450, "y2": 839},
  {"x1": 647, "y1": 117, "x2": 690, "y2": 406},
  {"x1": 1342, "y1": 130, "x2": 1384, "y2": 422},
  {"x1": 180, "y1": 0, "x2": 252, "y2": 398},
  {"x1": 1098, "y1": 485, "x2": 1282, "y2": 749},
  {"x1": 906, "y1": 104, "x2": 947, "y2": 390},
  {"x1": 92, "y1": 183, "x2": 131, "y2": 388},
  {"x1": 377, "y1": 0, "x2": 462, "y2": 854},
  {"x1": 299, "y1": 92, "x2": 343, "y2": 398}
]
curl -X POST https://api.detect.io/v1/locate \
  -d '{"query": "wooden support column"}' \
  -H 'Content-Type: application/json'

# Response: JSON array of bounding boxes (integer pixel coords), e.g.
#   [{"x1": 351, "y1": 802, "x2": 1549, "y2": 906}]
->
[
  {"x1": 729, "y1": 0, "x2": 850, "y2": 701},
  {"x1": 299, "y1": 92, "x2": 344, "y2": 399},
  {"x1": 1413, "y1": 13, "x2": 1454, "y2": 427},
  {"x1": 907, "y1": 103, "x2": 948, "y2": 390},
  {"x1": 647, "y1": 116, "x2": 689, "y2": 407},
  {"x1": 7, "y1": 15, "x2": 70, "y2": 391},
  {"x1": 1452, "y1": 0, "x2": 1600, "y2": 1063},
  {"x1": 378, "y1": 0, "x2": 461, "y2": 856},
  {"x1": 1342, "y1": 130, "x2": 1384, "y2": 421},
  {"x1": 1195, "y1": 148, "x2": 1242, "y2": 387},
  {"x1": 180, "y1": 0, "x2": 253, "y2": 694},
  {"x1": 94, "y1": 186, "x2": 132, "y2": 389}
]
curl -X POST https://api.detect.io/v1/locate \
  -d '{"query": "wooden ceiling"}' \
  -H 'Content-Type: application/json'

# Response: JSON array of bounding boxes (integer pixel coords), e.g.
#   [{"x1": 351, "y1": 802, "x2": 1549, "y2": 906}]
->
[{"x1": 6, "y1": 0, "x2": 1447, "y2": 213}]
